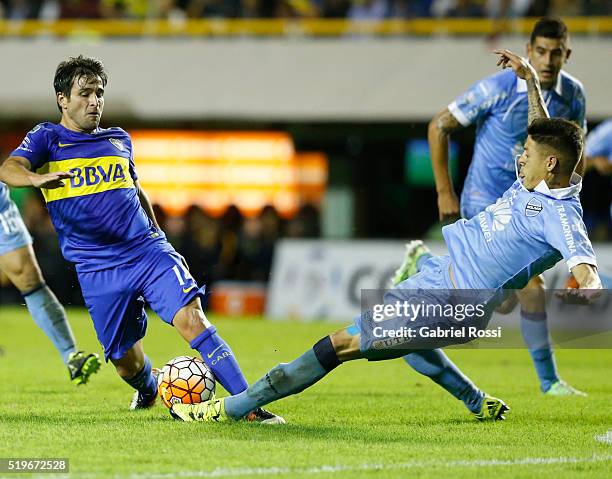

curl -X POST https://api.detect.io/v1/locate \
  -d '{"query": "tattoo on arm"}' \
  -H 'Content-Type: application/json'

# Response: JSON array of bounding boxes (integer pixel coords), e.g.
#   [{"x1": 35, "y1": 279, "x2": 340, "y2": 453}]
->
[
  {"x1": 436, "y1": 109, "x2": 462, "y2": 136},
  {"x1": 526, "y1": 76, "x2": 549, "y2": 124}
]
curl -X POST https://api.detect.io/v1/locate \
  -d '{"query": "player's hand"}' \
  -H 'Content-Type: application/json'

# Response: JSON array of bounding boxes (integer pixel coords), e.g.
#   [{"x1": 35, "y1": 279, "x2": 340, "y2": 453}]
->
[
  {"x1": 31, "y1": 171, "x2": 74, "y2": 189},
  {"x1": 494, "y1": 49, "x2": 537, "y2": 81},
  {"x1": 555, "y1": 288, "x2": 602, "y2": 305},
  {"x1": 437, "y1": 191, "x2": 460, "y2": 222}
]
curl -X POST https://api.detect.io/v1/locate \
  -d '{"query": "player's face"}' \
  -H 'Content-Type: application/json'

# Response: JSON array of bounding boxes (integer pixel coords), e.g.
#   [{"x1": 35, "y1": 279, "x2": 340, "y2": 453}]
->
[
  {"x1": 518, "y1": 137, "x2": 552, "y2": 190},
  {"x1": 58, "y1": 75, "x2": 104, "y2": 133},
  {"x1": 527, "y1": 37, "x2": 571, "y2": 90}
]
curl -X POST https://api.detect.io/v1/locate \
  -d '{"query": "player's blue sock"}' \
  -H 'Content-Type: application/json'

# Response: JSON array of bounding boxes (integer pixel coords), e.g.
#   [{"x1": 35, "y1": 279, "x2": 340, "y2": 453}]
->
[
  {"x1": 404, "y1": 350, "x2": 484, "y2": 413},
  {"x1": 190, "y1": 326, "x2": 248, "y2": 395},
  {"x1": 520, "y1": 310, "x2": 558, "y2": 392},
  {"x1": 225, "y1": 337, "x2": 338, "y2": 419},
  {"x1": 123, "y1": 355, "x2": 157, "y2": 399},
  {"x1": 23, "y1": 284, "x2": 76, "y2": 364},
  {"x1": 416, "y1": 252, "x2": 433, "y2": 272}
]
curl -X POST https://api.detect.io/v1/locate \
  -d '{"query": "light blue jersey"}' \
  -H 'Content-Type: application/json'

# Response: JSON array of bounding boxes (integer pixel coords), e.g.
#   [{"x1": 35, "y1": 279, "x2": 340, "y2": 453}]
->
[
  {"x1": 443, "y1": 174, "x2": 596, "y2": 290},
  {"x1": 449, "y1": 69, "x2": 586, "y2": 218},
  {"x1": 586, "y1": 119, "x2": 612, "y2": 161},
  {"x1": 585, "y1": 118, "x2": 612, "y2": 219}
]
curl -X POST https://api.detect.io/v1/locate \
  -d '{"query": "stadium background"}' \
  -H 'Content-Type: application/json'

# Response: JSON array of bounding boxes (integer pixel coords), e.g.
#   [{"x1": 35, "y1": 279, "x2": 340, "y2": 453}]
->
[{"x1": 1, "y1": 3, "x2": 610, "y2": 318}]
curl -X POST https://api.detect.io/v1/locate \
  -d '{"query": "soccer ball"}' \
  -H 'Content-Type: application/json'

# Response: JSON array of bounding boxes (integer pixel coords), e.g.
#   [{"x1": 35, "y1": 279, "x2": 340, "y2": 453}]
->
[{"x1": 157, "y1": 356, "x2": 216, "y2": 408}]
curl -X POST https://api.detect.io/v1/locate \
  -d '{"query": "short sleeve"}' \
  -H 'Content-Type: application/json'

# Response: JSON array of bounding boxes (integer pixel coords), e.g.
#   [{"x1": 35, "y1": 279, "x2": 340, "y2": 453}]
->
[
  {"x1": 543, "y1": 200, "x2": 597, "y2": 271},
  {"x1": 10, "y1": 124, "x2": 50, "y2": 170},
  {"x1": 448, "y1": 74, "x2": 504, "y2": 127},
  {"x1": 585, "y1": 120, "x2": 612, "y2": 160}
]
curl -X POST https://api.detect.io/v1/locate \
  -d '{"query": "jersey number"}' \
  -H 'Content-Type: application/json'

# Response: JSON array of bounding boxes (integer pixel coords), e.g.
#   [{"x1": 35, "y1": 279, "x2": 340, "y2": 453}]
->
[
  {"x1": 171, "y1": 263, "x2": 193, "y2": 286},
  {"x1": 0, "y1": 205, "x2": 22, "y2": 235}
]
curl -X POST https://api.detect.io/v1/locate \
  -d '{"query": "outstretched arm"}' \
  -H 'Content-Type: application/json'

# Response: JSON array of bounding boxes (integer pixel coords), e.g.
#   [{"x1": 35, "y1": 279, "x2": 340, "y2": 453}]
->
[
  {"x1": 428, "y1": 108, "x2": 464, "y2": 221},
  {"x1": 494, "y1": 49, "x2": 549, "y2": 124},
  {"x1": 0, "y1": 156, "x2": 73, "y2": 189}
]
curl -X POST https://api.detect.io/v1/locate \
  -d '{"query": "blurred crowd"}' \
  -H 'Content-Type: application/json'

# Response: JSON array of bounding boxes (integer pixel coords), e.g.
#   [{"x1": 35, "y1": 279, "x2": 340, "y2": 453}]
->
[
  {"x1": 9, "y1": 191, "x2": 320, "y2": 304},
  {"x1": 0, "y1": 0, "x2": 609, "y2": 20}
]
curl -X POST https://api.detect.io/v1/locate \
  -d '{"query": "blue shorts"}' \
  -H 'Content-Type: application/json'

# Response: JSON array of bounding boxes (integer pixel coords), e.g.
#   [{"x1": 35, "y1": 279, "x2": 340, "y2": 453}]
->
[
  {"x1": 77, "y1": 240, "x2": 204, "y2": 361},
  {"x1": 0, "y1": 199, "x2": 32, "y2": 256},
  {"x1": 355, "y1": 255, "x2": 494, "y2": 360}
]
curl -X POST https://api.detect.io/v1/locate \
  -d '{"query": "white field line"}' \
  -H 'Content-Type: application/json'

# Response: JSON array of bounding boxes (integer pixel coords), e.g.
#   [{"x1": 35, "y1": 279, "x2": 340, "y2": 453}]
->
[
  {"x1": 121, "y1": 454, "x2": 612, "y2": 479},
  {"x1": 595, "y1": 431, "x2": 612, "y2": 445},
  {"x1": 8, "y1": 454, "x2": 610, "y2": 479}
]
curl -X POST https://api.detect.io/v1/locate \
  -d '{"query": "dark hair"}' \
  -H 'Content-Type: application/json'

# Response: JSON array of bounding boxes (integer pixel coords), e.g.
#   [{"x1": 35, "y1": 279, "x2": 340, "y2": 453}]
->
[
  {"x1": 528, "y1": 118, "x2": 583, "y2": 175},
  {"x1": 530, "y1": 17, "x2": 568, "y2": 44},
  {"x1": 53, "y1": 55, "x2": 108, "y2": 113}
]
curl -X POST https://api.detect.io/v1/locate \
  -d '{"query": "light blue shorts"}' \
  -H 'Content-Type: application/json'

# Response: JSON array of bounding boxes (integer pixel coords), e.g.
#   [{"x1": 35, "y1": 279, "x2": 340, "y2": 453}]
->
[
  {"x1": 355, "y1": 255, "x2": 494, "y2": 360},
  {"x1": 0, "y1": 199, "x2": 32, "y2": 256}
]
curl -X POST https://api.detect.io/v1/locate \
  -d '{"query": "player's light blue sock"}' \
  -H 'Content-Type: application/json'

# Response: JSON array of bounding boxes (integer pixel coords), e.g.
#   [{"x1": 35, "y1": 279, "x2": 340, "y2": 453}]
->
[
  {"x1": 416, "y1": 252, "x2": 433, "y2": 272},
  {"x1": 123, "y1": 355, "x2": 157, "y2": 398},
  {"x1": 23, "y1": 284, "x2": 76, "y2": 364},
  {"x1": 520, "y1": 311, "x2": 558, "y2": 392},
  {"x1": 225, "y1": 348, "x2": 330, "y2": 419},
  {"x1": 404, "y1": 350, "x2": 484, "y2": 413},
  {"x1": 190, "y1": 326, "x2": 248, "y2": 395}
]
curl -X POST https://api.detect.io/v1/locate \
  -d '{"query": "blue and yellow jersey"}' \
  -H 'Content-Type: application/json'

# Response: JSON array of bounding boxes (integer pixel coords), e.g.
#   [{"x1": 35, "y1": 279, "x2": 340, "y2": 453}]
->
[{"x1": 10, "y1": 122, "x2": 164, "y2": 271}]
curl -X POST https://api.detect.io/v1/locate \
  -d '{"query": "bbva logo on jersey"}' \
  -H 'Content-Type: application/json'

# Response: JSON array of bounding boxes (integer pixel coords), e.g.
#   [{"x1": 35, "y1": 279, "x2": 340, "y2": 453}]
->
[{"x1": 68, "y1": 163, "x2": 127, "y2": 188}]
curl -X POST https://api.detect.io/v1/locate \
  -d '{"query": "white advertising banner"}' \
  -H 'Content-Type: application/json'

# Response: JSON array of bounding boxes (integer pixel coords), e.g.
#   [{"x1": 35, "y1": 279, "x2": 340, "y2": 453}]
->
[{"x1": 266, "y1": 239, "x2": 612, "y2": 321}]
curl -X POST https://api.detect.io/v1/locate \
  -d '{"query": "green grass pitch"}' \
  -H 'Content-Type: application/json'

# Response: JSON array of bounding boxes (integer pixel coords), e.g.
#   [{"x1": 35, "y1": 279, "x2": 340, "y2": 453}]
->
[{"x1": 0, "y1": 306, "x2": 610, "y2": 479}]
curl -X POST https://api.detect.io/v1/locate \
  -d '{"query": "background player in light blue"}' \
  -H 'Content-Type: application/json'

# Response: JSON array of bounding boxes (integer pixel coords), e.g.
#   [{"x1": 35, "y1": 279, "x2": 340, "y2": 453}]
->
[
  {"x1": 398, "y1": 18, "x2": 588, "y2": 396},
  {"x1": 585, "y1": 119, "x2": 612, "y2": 220},
  {"x1": 0, "y1": 55, "x2": 282, "y2": 423},
  {"x1": 0, "y1": 182, "x2": 100, "y2": 385},
  {"x1": 169, "y1": 116, "x2": 602, "y2": 424}
]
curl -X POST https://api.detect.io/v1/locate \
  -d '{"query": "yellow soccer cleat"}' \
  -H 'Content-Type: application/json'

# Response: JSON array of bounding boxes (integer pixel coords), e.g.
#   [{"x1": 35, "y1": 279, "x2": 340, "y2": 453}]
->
[
  {"x1": 545, "y1": 380, "x2": 587, "y2": 397},
  {"x1": 473, "y1": 395, "x2": 510, "y2": 421},
  {"x1": 391, "y1": 240, "x2": 431, "y2": 286},
  {"x1": 170, "y1": 397, "x2": 228, "y2": 423},
  {"x1": 67, "y1": 351, "x2": 101, "y2": 386}
]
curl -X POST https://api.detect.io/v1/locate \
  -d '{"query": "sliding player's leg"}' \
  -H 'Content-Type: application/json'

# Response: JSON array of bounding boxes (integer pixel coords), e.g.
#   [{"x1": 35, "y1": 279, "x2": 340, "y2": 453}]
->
[
  {"x1": 170, "y1": 325, "x2": 360, "y2": 423},
  {"x1": 518, "y1": 276, "x2": 585, "y2": 396},
  {"x1": 404, "y1": 350, "x2": 484, "y2": 413},
  {"x1": 0, "y1": 243, "x2": 99, "y2": 385},
  {"x1": 171, "y1": 255, "x2": 508, "y2": 423}
]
